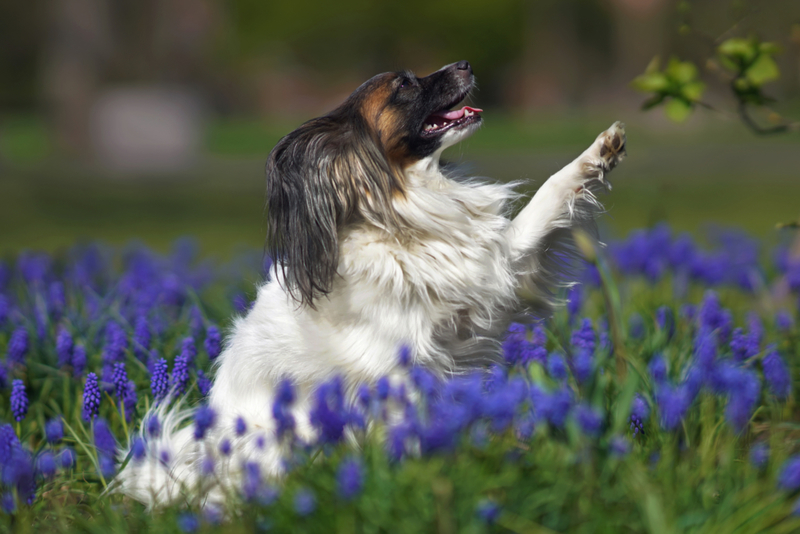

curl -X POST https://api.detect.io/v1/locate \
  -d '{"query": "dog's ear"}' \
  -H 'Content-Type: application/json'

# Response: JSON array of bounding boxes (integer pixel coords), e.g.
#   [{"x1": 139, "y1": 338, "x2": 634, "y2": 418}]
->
[{"x1": 266, "y1": 121, "x2": 351, "y2": 309}]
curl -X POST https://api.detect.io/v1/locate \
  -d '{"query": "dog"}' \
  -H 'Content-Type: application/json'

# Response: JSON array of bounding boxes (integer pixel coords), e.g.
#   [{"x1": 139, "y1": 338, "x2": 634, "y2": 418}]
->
[{"x1": 115, "y1": 60, "x2": 626, "y2": 507}]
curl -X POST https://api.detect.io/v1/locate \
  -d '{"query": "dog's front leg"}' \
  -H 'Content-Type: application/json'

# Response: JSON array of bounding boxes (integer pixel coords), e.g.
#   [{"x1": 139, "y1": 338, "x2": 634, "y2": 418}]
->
[{"x1": 505, "y1": 122, "x2": 626, "y2": 310}]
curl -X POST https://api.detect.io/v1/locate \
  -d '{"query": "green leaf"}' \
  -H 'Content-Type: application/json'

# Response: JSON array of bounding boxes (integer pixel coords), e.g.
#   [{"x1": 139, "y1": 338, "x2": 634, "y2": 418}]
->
[
  {"x1": 681, "y1": 80, "x2": 706, "y2": 102},
  {"x1": 746, "y1": 54, "x2": 780, "y2": 86},
  {"x1": 665, "y1": 57, "x2": 698, "y2": 84},
  {"x1": 632, "y1": 72, "x2": 669, "y2": 93},
  {"x1": 718, "y1": 37, "x2": 757, "y2": 63},
  {"x1": 664, "y1": 98, "x2": 693, "y2": 122}
]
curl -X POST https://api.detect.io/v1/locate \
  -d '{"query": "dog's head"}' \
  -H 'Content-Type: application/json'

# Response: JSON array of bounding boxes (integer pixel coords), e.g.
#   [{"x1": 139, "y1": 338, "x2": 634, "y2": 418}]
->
[{"x1": 266, "y1": 61, "x2": 481, "y2": 308}]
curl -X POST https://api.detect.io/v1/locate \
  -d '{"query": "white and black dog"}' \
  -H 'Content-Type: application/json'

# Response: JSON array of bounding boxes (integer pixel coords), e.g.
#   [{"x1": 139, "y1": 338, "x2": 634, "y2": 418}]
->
[{"x1": 116, "y1": 61, "x2": 626, "y2": 506}]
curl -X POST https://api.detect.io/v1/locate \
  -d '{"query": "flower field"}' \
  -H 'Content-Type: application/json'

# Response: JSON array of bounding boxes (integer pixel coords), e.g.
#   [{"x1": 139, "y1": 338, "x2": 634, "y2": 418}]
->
[{"x1": 2, "y1": 224, "x2": 800, "y2": 533}]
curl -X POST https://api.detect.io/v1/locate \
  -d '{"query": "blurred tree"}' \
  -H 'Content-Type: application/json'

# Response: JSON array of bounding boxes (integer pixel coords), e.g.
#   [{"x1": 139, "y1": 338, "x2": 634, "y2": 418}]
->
[{"x1": 632, "y1": 0, "x2": 800, "y2": 134}]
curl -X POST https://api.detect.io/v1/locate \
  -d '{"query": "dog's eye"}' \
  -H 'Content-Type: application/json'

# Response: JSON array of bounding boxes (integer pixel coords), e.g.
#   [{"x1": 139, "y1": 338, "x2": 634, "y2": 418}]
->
[{"x1": 398, "y1": 78, "x2": 412, "y2": 90}]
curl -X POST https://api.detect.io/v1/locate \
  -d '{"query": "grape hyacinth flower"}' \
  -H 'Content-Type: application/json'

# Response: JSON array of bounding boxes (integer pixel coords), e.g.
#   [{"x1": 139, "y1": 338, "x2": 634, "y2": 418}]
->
[
  {"x1": 476, "y1": 499, "x2": 501, "y2": 524},
  {"x1": 56, "y1": 327, "x2": 74, "y2": 368},
  {"x1": 151, "y1": 357, "x2": 170, "y2": 401},
  {"x1": 171, "y1": 352, "x2": 192, "y2": 396},
  {"x1": 131, "y1": 437, "x2": 147, "y2": 462},
  {"x1": 180, "y1": 336, "x2": 197, "y2": 363},
  {"x1": 60, "y1": 448, "x2": 76, "y2": 469},
  {"x1": 146, "y1": 414, "x2": 162, "y2": 439},
  {"x1": 294, "y1": 488, "x2": 316, "y2": 516},
  {"x1": 776, "y1": 311, "x2": 793, "y2": 332},
  {"x1": 235, "y1": 416, "x2": 247, "y2": 437},
  {"x1": 197, "y1": 370, "x2": 212, "y2": 397},
  {"x1": 82, "y1": 373, "x2": 101, "y2": 421},
  {"x1": 102, "y1": 320, "x2": 128, "y2": 364},
  {"x1": 193, "y1": 405, "x2": 217, "y2": 440},
  {"x1": 204, "y1": 325, "x2": 221, "y2": 360},
  {"x1": 37, "y1": 451, "x2": 58, "y2": 478},
  {"x1": 610, "y1": 435, "x2": 631, "y2": 457},
  {"x1": 574, "y1": 404, "x2": 603, "y2": 437},
  {"x1": 629, "y1": 394, "x2": 649, "y2": 436},
  {"x1": 273, "y1": 379, "x2": 296, "y2": 440},
  {"x1": 750, "y1": 443, "x2": 769, "y2": 469},
  {"x1": 337, "y1": 457, "x2": 364, "y2": 501},
  {"x1": 112, "y1": 362, "x2": 129, "y2": 400},
  {"x1": 656, "y1": 306, "x2": 675, "y2": 339},
  {"x1": 572, "y1": 349, "x2": 593, "y2": 384},
  {"x1": 93, "y1": 418, "x2": 117, "y2": 458},
  {"x1": 177, "y1": 512, "x2": 200, "y2": 533},
  {"x1": 310, "y1": 377, "x2": 348, "y2": 444},
  {"x1": 778, "y1": 456, "x2": 800, "y2": 491},
  {"x1": 547, "y1": 352, "x2": 568, "y2": 381},
  {"x1": 45, "y1": 418, "x2": 64, "y2": 443},
  {"x1": 72, "y1": 344, "x2": 87, "y2": 377},
  {"x1": 571, "y1": 318, "x2": 595, "y2": 353},
  {"x1": 656, "y1": 385, "x2": 691, "y2": 431},
  {"x1": 10, "y1": 380, "x2": 28, "y2": 421},
  {"x1": 133, "y1": 316, "x2": 151, "y2": 361},
  {"x1": 648, "y1": 354, "x2": 668, "y2": 385},
  {"x1": 7, "y1": 327, "x2": 29, "y2": 366},
  {"x1": 762, "y1": 345, "x2": 792, "y2": 399}
]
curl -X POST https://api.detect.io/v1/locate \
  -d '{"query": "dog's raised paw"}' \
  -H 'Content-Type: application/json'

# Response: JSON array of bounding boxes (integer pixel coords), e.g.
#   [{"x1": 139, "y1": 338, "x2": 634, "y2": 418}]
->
[{"x1": 579, "y1": 121, "x2": 626, "y2": 188}]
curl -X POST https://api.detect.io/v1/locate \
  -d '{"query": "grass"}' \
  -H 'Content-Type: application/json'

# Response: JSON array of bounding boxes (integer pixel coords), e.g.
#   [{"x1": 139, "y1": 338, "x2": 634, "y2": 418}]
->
[{"x1": 1, "y1": 224, "x2": 800, "y2": 532}]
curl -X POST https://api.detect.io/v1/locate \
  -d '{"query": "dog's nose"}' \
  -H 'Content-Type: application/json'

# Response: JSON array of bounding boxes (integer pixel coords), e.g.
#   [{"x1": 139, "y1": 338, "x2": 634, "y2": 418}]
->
[{"x1": 455, "y1": 60, "x2": 471, "y2": 71}]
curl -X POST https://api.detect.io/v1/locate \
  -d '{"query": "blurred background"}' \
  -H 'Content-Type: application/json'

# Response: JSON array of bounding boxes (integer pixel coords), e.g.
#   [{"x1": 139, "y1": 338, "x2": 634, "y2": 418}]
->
[{"x1": 1, "y1": 0, "x2": 799, "y2": 258}]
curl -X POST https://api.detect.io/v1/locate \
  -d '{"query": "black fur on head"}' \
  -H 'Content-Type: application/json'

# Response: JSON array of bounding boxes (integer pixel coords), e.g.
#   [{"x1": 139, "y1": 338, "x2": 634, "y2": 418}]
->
[{"x1": 266, "y1": 61, "x2": 480, "y2": 308}]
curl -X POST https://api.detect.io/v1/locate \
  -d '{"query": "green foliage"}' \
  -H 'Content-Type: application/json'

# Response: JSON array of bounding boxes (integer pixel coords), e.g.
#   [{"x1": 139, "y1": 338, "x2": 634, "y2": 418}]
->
[
  {"x1": 631, "y1": 57, "x2": 706, "y2": 122},
  {"x1": 718, "y1": 37, "x2": 782, "y2": 106}
]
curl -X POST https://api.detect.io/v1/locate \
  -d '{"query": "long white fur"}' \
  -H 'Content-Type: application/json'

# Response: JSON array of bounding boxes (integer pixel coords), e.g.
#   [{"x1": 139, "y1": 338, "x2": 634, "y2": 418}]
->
[{"x1": 114, "y1": 121, "x2": 625, "y2": 508}]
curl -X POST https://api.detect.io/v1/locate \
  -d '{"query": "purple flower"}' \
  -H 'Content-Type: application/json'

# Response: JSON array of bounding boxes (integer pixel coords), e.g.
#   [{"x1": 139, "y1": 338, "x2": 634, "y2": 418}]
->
[
  {"x1": 750, "y1": 443, "x2": 769, "y2": 469},
  {"x1": 1, "y1": 492, "x2": 14, "y2": 514},
  {"x1": 337, "y1": 457, "x2": 364, "y2": 501},
  {"x1": 398, "y1": 344, "x2": 412, "y2": 368},
  {"x1": 146, "y1": 415, "x2": 162, "y2": 439},
  {"x1": 133, "y1": 316, "x2": 151, "y2": 361},
  {"x1": 131, "y1": 438, "x2": 147, "y2": 462},
  {"x1": 778, "y1": 456, "x2": 800, "y2": 491},
  {"x1": 45, "y1": 418, "x2": 64, "y2": 443},
  {"x1": 171, "y1": 353, "x2": 192, "y2": 397},
  {"x1": 575, "y1": 404, "x2": 603, "y2": 437},
  {"x1": 567, "y1": 285, "x2": 583, "y2": 321},
  {"x1": 177, "y1": 512, "x2": 200, "y2": 533},
  {"x1": 204, "y1": 325, "x2": 221, "y2": 360},
  {"x1": 59, "y1": 448, "x2": 76, "y2": 469},
  {"x1": 376, "y1": 377, "x2": 390, "y2": 401},
  {"x1": 502, "y1": 323, "x2": 529, "y2": 366},
  {"x1": 730, "y1": 328, "x2": 759, "y2": 363},
  {"x1": 610, "y1": 435, "x2": 631, "y2": 457},
  {"x1": 629, "y1": 394, "x2": 649, "y2": 436},
  {"x1": 93, "y1": 418, "x2": 117, "y2": 458},
  {"x1": 0, "y1": 295, "x2": 8, "y2": 326},
  {"x1": 776, "y1": 311, "x2": 793, "y2": 331},
  {"x1": 763, "y1": 345, "x2": 791, "y2": 399},
  {"x1": 294, "y1": 488, "x2": 316, "y2": 516},
  {"x1": 193, "y1": 405, "x2": 217, "y2": 440},
  {"x1": 82, "y1": 373, "x2": 101, "y2": 421},
  {"x1": 235, "y1": 416, "x2": 247, "y2": 437},
  {"x1": 7, "y1": 327, "x2": 29, "y2": 365},
  {"x1": 532, "y1": 386, "x2": 572, "y2": 428},
  {"x1": 273, "y1": 379, "x2": 296, "y2": 440},
  {"x1": 724, "y1": 369, "x2": 760, "y2": 432},
  {"x1": 112, "y1": 362, "x2": 128, "y2": 400},
  {"x1": 102, "y1": 320, "x2": 127, "y2": 364},
  {"x1": 37, "y1": 451, "x2": 58, "y2": 478},
  {"x1": 310, "y1": 377, "x2": 348, "y2": 444},
  {"x1": 180, "y1": 337, "x2": 197, "y2": 364},
  {"x1": 571, "y1": 318, "x2": 595, "y2": 353},
  {"x1": 656, "y1": 385, "x2": 691, "y2": 431},
  {"x1": 197, "y1": 370, "x2": 212, "y2": 397},
  {"x1": 150, "y1": 357, "x2": 169, "y2": 401},
  {"x1": 476, "y1": 499, "x2": 501, "y2": 524},
  {"x1": 56, "y1": 327, "x2": 74, "y2": 368},
  {"x1": 547, "y1": 352, "x2": 568, "y2": 381},
  {"x1": 123, "y1": 381, "x2": 138, "y2": 421},
  {"x1": 656, "y1": 306, "x2": 675, "y2": 339},
  {"x1": 72, "y1": 344, "x2": 87, "y2": 377},
  {"x1": 48, "y1": 282, "x2": 65, "y2": 318},
  {"x1": 10, "y1": 380, "x2": 28, "y2": 421},
  {"x1": 648, "y1": 354, "x2": 668, "y2": 384},
  {"x1": 628, "y1": 313, "x2": 644, "y2": 339},
  {"x1": 572, "y1": 349, "x2": 593, "y2": 383},
  {"x1": 219, "y1": 439, "x2": 232, "y2": 456},
  {"x1": 698, "y1": 291, "x2": 732, "y2": 343}
]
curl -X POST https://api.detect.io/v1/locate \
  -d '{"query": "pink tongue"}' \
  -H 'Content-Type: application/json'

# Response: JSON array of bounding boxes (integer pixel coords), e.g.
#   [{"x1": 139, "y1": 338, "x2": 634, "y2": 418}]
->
[{"x1": 433, "y1": 106, "x2": 483, "y2": 120}]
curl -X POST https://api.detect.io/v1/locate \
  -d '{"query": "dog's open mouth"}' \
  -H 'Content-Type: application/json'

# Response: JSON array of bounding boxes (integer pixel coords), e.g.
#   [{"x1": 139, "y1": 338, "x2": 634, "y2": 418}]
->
[{"x1": 421, "y1": 105, "x2": 482, "y2": 137}]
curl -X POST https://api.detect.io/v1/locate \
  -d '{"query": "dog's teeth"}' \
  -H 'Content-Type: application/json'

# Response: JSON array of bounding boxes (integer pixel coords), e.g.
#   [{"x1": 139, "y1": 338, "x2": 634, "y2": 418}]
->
[{"x1": 464, "y1": 110, "x2": 472, "y2": 117}]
